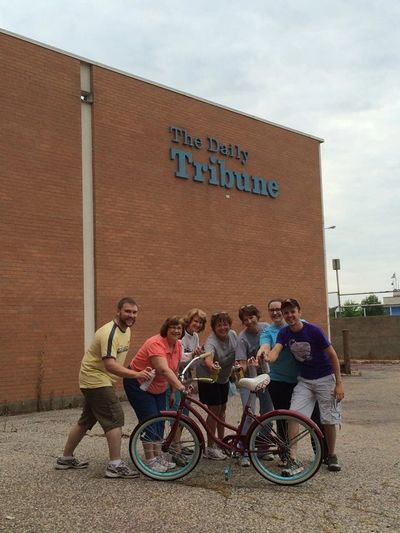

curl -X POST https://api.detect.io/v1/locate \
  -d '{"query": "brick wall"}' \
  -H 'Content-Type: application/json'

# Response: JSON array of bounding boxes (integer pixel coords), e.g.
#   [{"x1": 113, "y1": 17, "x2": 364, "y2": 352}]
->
[
  {"x1": 91, "y1": 66, "x2": 328, "y2": 353},
  {"x1": 0, "y1": 33, "x2": 84, "y2": 412},
  {"x1": 1, "y1": 32, "x2": 328, "y2": 413}
]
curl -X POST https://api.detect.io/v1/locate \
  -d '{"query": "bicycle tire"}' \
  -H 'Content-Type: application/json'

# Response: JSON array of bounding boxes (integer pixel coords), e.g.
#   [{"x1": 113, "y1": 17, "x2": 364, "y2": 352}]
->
[
  {"x1": 248, "y1": 412, "x2": 323, "y2": 486},
  {"x1": 129, "y1": 414, "x2": 202, "y2": 481}
]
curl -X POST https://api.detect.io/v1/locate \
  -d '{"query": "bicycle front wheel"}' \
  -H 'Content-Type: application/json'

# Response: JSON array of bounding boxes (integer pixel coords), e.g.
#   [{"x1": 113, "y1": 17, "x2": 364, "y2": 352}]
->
[
  {"x1": 248, "y1": 413, "x2": 322, "y2": 486},
  {"x1": 129, "y1": 414, "x2": 202, "y2": 481}
]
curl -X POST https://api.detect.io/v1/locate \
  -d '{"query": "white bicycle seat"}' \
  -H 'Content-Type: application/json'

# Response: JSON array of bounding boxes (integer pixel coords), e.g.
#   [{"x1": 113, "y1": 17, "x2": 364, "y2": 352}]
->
[{"x1": 237, "y1": 373, "x2": 270, "y2": 391}]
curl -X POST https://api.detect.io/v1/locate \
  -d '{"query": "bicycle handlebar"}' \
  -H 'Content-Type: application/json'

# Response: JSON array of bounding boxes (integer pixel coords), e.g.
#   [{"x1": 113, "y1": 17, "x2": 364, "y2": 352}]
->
[
  {"x1": 179, "y1": 351, "x2": 213, "y2": 384},
  {"x1": 198, "y1": 351, "x2": 213, "y2": 360}
]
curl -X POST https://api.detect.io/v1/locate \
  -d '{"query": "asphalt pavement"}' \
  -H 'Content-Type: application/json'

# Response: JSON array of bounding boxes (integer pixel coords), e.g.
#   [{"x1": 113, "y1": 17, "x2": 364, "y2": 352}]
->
[{"x1": 1, "y1": 363, "x2": 399, "y2": 533}]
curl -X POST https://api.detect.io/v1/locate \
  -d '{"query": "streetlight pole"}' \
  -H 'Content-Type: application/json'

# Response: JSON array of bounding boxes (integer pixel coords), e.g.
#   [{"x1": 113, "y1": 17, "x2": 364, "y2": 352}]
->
[{"x1": 332, "y1": 259, "x2": 341, "y2": 317}]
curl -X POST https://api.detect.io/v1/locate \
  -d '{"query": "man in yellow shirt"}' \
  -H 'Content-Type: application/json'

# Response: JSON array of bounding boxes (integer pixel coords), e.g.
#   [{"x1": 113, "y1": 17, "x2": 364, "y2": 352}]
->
[{"x1": 56, "y1": 297, "x2": 152, "y2": 479}]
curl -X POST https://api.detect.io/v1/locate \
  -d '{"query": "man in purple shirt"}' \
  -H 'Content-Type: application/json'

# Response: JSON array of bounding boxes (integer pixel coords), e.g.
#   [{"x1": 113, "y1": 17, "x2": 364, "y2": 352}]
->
[{"x1": 262, "y1": 298, "x2": 344, "y2": 475}]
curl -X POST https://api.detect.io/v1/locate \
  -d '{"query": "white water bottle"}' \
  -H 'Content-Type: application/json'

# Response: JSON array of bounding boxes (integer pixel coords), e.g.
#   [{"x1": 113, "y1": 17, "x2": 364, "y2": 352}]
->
[{"x1": 140, "y1": 368, "x2": 156, "y2": 391}]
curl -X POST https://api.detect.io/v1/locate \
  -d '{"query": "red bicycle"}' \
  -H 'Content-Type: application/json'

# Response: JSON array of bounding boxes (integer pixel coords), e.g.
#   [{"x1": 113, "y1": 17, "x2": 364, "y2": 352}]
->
[{"x1": 129, "y1": 353, "x2": 323, "y2": 485}]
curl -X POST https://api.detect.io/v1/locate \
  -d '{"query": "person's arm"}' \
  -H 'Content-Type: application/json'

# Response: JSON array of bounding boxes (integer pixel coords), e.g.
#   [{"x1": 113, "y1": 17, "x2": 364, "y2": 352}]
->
[
  {"x1": 202, "y1": 342, "x2": 215, "y2": 370},
  {"x1": 265, "y1": 343, "x2": 283, "y2": 363},
  {"x1": 325, "y1": 345, "x2": 344, "y2": 401},
  {"x1": 103, "y1": 358, "x2": 152, "y2": 380},
  {"x1": 150, "y1": 356, "x2": 185, "y2": 392},
  {"x1": 257, "y1": 327, "x2": 274, "y2": 361},
  {"x1": 256, "y1": 343, "x2": 271, "y2": 361},
  {"x1": 236, "y1": 359, "x2": 247, "y2": 372},
  {"x1": 203, "y1": 354, "x2": 215, "y2": 370},
  {"x1": 192, "y1": 345, "x2": 203, "y2": 356},
  {"x1": 235, "y1": 336, "x2": 248, "y2": 372}
]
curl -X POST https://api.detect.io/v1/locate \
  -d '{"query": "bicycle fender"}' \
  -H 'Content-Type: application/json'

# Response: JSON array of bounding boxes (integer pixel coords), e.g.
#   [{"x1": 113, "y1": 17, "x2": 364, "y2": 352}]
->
[
  {"x1": 250, "y1": 409, "x2": 325, "y2": 439},
  {"x1": 160, "y1": 410, "x2": 206, "y2": 450}
]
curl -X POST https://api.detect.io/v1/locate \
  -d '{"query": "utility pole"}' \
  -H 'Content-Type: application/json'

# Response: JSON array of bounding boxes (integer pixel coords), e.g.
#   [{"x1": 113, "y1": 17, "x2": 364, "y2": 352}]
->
[{"x1": 332, "y1": 259, "x2": 341, "y2": 317}]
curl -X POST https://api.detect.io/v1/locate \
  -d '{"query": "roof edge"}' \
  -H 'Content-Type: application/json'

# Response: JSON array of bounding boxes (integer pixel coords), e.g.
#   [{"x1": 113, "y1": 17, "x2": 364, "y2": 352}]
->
[{"x1": 1, "y1": 28, "x2": 324, "y2": 143}]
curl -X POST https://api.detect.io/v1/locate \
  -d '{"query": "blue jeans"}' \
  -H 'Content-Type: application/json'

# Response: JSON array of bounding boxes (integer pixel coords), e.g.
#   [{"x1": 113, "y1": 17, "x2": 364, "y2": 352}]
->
[{"x1": 123, "y1": 378, "x2": 167, "y2": 441}]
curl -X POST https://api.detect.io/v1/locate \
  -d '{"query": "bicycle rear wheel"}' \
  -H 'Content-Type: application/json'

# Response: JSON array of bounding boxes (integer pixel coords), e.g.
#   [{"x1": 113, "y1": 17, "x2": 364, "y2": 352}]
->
[
  {"x1": 129, "y1": 414, "x2": 202, "y2": 481},
  {"x1": 248, "y1": 413, "x2": 322, "y2": 485}
]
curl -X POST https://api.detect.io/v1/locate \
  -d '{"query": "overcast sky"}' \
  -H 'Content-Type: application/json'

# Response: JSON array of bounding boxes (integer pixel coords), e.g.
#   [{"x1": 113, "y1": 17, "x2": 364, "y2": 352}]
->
[{"x1": 2, "y1": 0, "x2": 399, "y2": 305}]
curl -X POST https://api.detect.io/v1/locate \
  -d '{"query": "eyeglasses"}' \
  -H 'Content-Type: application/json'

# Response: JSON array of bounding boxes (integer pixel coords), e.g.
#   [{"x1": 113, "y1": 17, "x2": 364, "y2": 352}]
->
[{"x1": 268, "y1": 308, "x2": 282, "y2": 314}]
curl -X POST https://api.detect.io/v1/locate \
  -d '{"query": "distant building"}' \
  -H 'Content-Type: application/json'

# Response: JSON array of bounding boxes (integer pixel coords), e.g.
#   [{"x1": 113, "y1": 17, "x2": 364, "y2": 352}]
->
[{"x1": 383, "y1": 291, "x2": 400, "y2": 316}]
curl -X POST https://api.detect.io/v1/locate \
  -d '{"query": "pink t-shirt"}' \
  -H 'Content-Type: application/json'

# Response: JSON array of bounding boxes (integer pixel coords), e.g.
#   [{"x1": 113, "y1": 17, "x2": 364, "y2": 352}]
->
[{"x1": 128, "y1": 334, "x2": 182, "y2": 394}]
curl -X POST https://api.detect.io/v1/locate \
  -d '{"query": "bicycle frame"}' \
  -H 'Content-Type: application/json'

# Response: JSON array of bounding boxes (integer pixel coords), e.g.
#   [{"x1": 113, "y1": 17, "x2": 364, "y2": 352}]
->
[
  {"x1": 161, "y1": 353, "x2": 324, "y2": 457},
  {"x1": 161, "y1": 390, "x2": 260, "y2": 454},
  {"x1": 130, "y1": 354, "x2": 325, "y2": 484}
]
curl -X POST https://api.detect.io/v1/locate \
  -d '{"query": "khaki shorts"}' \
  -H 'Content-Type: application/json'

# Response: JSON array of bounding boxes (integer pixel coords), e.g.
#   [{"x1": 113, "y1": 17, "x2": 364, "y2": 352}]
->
[
  {"x1": 290, "y1": 374, "x2": 342, "y2": 425},
  {"x1": 78, "y1": 387, "x2": 124, "y2": 432}
]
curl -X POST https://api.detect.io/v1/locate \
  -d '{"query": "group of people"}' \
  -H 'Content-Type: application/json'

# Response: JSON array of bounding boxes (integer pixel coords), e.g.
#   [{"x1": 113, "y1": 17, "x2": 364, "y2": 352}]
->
[{"x1": 56, "y1": 296, "x2": 344, "y2": 479}]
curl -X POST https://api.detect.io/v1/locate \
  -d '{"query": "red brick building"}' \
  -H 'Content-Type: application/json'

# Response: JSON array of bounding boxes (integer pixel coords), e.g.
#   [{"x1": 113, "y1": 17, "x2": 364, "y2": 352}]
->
[{"x1": 1, "y1": 30, "x2": 327, "y2": 413}]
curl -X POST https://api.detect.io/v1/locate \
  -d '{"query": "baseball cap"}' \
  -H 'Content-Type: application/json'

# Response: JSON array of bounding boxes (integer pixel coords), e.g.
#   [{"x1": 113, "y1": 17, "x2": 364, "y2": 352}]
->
[{"x1": 281, "y1": 298, "x2": 301, "y2": 310}]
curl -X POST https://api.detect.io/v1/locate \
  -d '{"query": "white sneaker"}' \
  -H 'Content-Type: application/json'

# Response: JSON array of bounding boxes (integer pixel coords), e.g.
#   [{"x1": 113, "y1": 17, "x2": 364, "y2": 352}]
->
[
  {"x1": 260, "y1": 452, "x2": 274, "y2": 461},
  {"x1": 238, "y1": 455, "x2": 251, "y2": 467},
  {"x1": 281, "y1": 458, "x2": 304, "y2": 477},
  {"x1": 157, "y1": 455, "x2": 176, "y2": 470},
  {"x1": 205, "y1": 447, "x2": 227, "y2": 460},
  {"x1": 105, "y1": 460, "x2": 140, "y2": 479},
  {"x1": 146, "y1": 457, "x2": 168, "y2": 473}
]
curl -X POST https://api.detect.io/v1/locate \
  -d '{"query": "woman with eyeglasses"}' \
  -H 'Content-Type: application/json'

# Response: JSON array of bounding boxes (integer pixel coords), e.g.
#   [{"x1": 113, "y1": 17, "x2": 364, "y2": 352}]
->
[
  {"x1": 257, "y1": 299, "x2": 299, "y2": 414},
  {"x1": 196, "y1": 311, "x2": 238, "y2": 460},
  {"x1": 123, "y1": 316, "x2": 186, "y2": 473},
  {"x1": 164, "y1": 308, "x2": 208, "y2": 464}
]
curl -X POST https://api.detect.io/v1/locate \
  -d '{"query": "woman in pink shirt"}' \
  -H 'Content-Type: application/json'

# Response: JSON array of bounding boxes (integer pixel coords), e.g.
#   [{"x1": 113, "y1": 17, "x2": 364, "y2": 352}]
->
[{"x1": 123, "y1": 316, "x2": 186, "y2": 473}]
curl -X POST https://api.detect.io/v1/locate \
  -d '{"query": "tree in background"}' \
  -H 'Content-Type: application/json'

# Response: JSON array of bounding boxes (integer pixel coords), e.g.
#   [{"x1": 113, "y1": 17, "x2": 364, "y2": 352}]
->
[
  {"x1": 341, "y1": 300, "x2": 362, "y2": 317},
  {"x1": 361, "y1": 294, "x2": 385, "y2": 316}
]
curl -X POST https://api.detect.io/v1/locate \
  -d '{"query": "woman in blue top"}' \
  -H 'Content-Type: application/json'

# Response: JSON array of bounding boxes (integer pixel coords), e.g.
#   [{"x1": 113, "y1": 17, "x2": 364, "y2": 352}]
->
[{"x1": 258, "y1": 299, "x2": 298, "y2": 413}]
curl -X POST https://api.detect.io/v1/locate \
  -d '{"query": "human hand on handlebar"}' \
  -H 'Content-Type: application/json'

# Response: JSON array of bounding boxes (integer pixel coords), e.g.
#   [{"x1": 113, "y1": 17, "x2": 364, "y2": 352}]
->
[{"x1": 183, "y1": 384, "x2": 195, "y2": 395}]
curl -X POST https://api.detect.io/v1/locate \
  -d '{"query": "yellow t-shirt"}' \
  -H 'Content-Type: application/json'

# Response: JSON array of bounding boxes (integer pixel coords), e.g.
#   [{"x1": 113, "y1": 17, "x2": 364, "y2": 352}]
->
[{"x1": 79, "y1": 321, "x2": 131, "y2": 388}]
